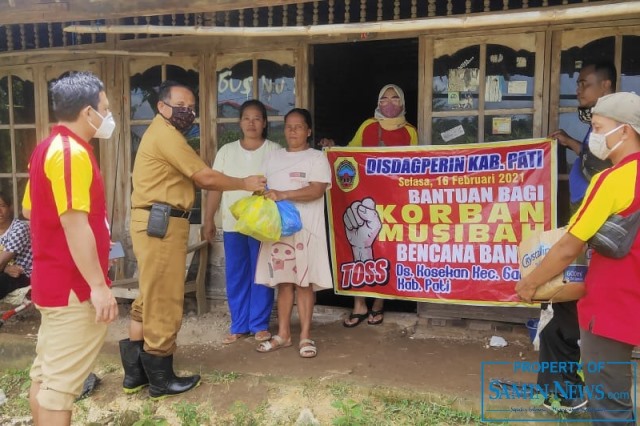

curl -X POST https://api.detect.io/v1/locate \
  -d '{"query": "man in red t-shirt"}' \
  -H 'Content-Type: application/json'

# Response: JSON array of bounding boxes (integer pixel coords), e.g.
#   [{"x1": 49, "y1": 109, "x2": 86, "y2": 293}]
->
[
  {"x1": 23, "y1": 72, "x2": 118, "y2": 426},
  {"x1": 517, "y1": 92, "x2": 640, "y2": 424}
]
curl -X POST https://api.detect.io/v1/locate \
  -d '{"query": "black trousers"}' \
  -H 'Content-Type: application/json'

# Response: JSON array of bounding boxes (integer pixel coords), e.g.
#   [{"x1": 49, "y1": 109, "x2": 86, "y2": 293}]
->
[
  {"x1": 537, "y1": 301, "x2": 583, "y2": 387},
  {"x1": 581, "y1": 329, "x2": 635, "y2": 424},
  {"x1": 0, "y1": 272, "x2": 29, "y2": 300}
]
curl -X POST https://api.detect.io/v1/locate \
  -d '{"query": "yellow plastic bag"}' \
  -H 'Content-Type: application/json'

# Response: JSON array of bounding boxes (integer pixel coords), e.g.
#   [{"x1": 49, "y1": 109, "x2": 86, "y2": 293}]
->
[{"x1": 230, "y1": 195, "x2": 282, "y2": 242}]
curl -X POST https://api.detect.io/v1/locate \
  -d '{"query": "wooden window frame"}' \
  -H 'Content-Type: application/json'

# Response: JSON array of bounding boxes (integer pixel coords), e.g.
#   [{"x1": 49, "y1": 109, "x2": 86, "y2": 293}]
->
[{"x1": 421, "y1": 32, "x2": 545, "y2": 146}]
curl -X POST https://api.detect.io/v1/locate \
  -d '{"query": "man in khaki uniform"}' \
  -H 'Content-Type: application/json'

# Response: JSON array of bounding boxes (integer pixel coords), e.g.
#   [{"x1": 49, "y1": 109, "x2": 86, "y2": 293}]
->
[{"x1": 120, "y1": 80, "x2": 265, "y2": 399}]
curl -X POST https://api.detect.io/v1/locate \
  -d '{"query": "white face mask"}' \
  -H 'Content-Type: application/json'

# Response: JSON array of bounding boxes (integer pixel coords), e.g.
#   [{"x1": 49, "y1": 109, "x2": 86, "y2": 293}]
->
[
  {"x1": 588, "y1": 124, "x2": 624, "y2": 161},
  {"x1": 89, "y1": 108, "x2": 116, "y2": 139}
]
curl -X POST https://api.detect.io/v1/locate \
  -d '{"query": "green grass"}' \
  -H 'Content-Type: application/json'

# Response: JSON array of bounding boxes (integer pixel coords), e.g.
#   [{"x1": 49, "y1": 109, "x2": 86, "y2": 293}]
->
[
  {"x1": 131, "y1": 401, "x2": 169, "y2": 426},
  {"x1": 328, "y1": 385, "x2": 488, "y2": 426},
  {"x1": 174, "y1": 401, "x2": 210, "y2": 426},
  {"x1": 302, "y1": 376, "x2": 321, "y2": 400},
  {"x1": 222, "y1": 401, "x2": 267, "y2": 426},
  {"x1": 328, "y1": 381, "x2": 351, "y2": 399},
  {"x1": 0, "y1": 367, "x2": 31, "y2": 418},
  {"x1": 205, "y1": 370, "x2": 242, "y2": 388}
]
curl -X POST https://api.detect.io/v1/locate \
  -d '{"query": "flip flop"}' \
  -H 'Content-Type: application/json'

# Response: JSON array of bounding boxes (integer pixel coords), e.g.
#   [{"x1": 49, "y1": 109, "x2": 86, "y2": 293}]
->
[
  {"x1": 299, "y1": 339, "x2": 317, "y2": 358},
  {"x1": 343, "y1": 312, "x2": 369, "y2": 328},
  {"x1": 256, "y1": 335, "x2": 292, "y2": 353},
  {"x1": 368, "y1": 310, "x2": 384, "y2": 325},
  {"x1": 222, "y1": 333, "x2": 250, "y2": 345}
]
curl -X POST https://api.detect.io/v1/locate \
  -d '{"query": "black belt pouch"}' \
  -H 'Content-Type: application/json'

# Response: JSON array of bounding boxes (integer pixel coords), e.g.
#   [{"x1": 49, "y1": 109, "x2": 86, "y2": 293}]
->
[{"x1": 146, "y1": 203, "x2": 170, "y2": 238}]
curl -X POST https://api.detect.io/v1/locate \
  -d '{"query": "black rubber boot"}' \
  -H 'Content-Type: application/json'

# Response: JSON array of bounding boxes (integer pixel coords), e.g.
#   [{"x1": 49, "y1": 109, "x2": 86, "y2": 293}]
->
[
  {"x1": 139, "y1": 351, "x2": 201, "y2": 399},
  {"x1": 119, "y1": 339, "x2": 149, "y2": 394}
]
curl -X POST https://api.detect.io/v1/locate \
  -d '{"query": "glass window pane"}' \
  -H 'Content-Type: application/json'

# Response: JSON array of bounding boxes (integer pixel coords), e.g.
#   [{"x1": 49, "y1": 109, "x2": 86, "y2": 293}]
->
[
  {"x1": 621, "y1": 35, "x2": 640, "y2": 93},
  {"x1": 257, "y1": 60, "x2": 295, "y2": 117},
  {"x1": 216, "y1": 122, "x2": 242, "y2": 150},
  {"x1": 559, "y1": 37, "x2": 614, "y2": 107},
  {"x1": 268, "y1": 121, "x2": 286, "y2": 148},
  {"x1": 0, "y1": 178, "x2": 11, "y2": 195},
  {"x1": 0, "y1": 77, "x2": 8, "y2": 125},
  {"x1": 217, "y1": 60, "x2": 254, "y2": 118},
  {"x1": 431, "y1": 116, "x2": 478, "y2": 145},
  {"x1": 15, "y1": 129, "x2": 36, "y2": 173},
  {"x1": 432, "y1": 45, "x2": 480, "y2": 112},
  {"x1": 131, "y1": 125, "x2": 148, "y2": 169},
  {"x1": 12, "y1": 77, "x2": 35, "y2": 124},
  {"x1": 130, "y1": 65, "x2": 161, "y2": 120},
  {"x1": 485, "y1": 45, "x2": 535, "y2": 110},
  {"x1": 130, "y1": 87, "x2": 158, "y2": 120},
  {"x1": 483, "y1": 114, "x2": 533, "y2": 142},
  {"x1": 0, "y1": 129, "x2": 11, "y2": 173}
]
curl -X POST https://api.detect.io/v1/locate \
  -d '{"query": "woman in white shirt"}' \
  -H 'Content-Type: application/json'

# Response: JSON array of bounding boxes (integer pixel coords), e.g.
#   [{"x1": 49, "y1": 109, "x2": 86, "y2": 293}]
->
[
  {"x1": 204, "y1": 100, "x2": 282, "y2": 345},
  {"x1": 255, "y1": 108, "x2": 332, "y2": 358}
]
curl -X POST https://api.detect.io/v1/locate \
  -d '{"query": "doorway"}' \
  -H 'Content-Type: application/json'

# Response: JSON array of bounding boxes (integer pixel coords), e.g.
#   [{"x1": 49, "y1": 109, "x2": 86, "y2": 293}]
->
[
  {"x1": 313, "y1": 38, "x2": 418, "y2": 314},
  {"x1": 313, "y1": 38, "x2": 419, "y2": 146}
]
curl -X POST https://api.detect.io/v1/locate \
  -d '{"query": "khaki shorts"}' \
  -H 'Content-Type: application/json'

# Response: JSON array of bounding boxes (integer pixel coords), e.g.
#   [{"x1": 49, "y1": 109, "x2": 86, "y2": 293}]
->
[{"x1": 30, "y1": 291, "x2": 107, "y2": 411}]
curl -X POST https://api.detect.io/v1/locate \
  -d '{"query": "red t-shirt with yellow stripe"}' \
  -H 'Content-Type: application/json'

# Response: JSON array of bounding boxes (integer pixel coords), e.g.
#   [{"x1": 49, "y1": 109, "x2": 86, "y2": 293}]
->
[
  {"x1": 23, "y1": 125, "x2": 111, "y2": 307},
  {"x1": 568, "y1": 151, "x2": 640, "y2": 345}
]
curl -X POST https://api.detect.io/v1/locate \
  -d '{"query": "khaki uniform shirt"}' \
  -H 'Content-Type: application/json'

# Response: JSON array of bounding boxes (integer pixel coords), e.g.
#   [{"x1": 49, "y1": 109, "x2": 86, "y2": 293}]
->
[{"x1": 131, "y1": 114, "x2": 207, "y2": 211}]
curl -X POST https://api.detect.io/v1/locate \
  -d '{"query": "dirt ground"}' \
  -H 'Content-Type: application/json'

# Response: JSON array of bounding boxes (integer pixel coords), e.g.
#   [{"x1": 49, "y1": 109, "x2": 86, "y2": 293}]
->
[{"x1": 0, "y1": 300, "x2": 569, "y2": 425}]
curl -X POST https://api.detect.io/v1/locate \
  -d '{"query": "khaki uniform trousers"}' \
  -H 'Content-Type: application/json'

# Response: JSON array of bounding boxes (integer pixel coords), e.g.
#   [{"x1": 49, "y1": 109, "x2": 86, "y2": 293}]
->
[
  {"x1": 130, "y1": 208, "x2": 189, "y2": 356},
  {"x1": 30, "y1": 291, "x2": 107, "y2": 411}
]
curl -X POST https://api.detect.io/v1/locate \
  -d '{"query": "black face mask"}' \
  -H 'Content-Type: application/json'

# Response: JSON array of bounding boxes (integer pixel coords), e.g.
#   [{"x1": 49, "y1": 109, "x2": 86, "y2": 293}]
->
[
  {"x1": 578, "y1": 106, "x2": 592, "y2": 124},
  {"x1": 163, "y1": 102, "x2": 196, "y2": 132}
]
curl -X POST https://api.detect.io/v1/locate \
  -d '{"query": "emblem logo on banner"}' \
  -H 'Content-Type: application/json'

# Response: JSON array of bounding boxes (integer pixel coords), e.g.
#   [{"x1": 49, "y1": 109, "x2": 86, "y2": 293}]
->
[{"x1": 334, "y1": 157, "x2": 359, "y2": 192}]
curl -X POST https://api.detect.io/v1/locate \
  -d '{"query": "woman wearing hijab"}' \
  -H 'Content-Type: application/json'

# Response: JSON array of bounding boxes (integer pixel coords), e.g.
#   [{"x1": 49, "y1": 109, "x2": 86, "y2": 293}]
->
[
  {"x1": 320, "y1": 84, "x2": 417, "y2": 148},
  {"x1": 320, "y1": 84, "x2": 417, "y2": 327},
  {"x1": 348, "y1": 84, "x2": 418, "y2": 147}
]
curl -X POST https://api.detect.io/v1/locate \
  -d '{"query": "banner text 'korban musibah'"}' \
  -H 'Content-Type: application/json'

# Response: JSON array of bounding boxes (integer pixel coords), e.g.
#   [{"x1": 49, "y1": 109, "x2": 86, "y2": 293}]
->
[{"x1": 326, "y1": 139, "x2": 556, "y2": 306}]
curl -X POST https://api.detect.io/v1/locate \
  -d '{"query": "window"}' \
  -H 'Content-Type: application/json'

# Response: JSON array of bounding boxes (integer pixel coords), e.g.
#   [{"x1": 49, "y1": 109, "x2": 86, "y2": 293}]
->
[
  {"x1": 215, "y1": 53, "x2": 295, "y2": 149},
  {"x1": 0, "y1": 71, "x2": 35, "y2": 218},
  {"x1": 428, "y1": 33, "x2": 542, "y2": 145}
]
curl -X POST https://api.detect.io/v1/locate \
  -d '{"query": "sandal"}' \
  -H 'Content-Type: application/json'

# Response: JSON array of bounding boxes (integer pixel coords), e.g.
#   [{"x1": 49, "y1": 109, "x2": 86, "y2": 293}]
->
[
  {"x1": 256, "y1": 335, "x2": 292, "y2": 353},
  {"x1": 254, "y1": 330, "x2": 272, "y2": 342},
  {"x1": 368, "y1": 310, "x2": 384, "y2": 325},
  {"x1": 299, "y1": 339, "x2": 317, "y2": 358},
  {"x1": 223, "y1": 333, "x2": 250, "y2": 345},
  {"x1": 343, "y1": 312, "x2": 369, "y2": 328}
]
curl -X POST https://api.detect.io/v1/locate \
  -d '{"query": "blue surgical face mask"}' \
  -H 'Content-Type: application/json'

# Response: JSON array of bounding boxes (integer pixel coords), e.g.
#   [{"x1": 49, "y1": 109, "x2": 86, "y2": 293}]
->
[{"x1": 588, "y1": 124, "x2": 624, "y2": 161}]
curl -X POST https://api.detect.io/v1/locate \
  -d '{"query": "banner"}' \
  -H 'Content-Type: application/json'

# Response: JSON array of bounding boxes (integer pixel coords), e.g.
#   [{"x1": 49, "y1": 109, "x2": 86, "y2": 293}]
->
[{"x1": 326, "y1": 138, "x2": 557, "y2": 306}]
